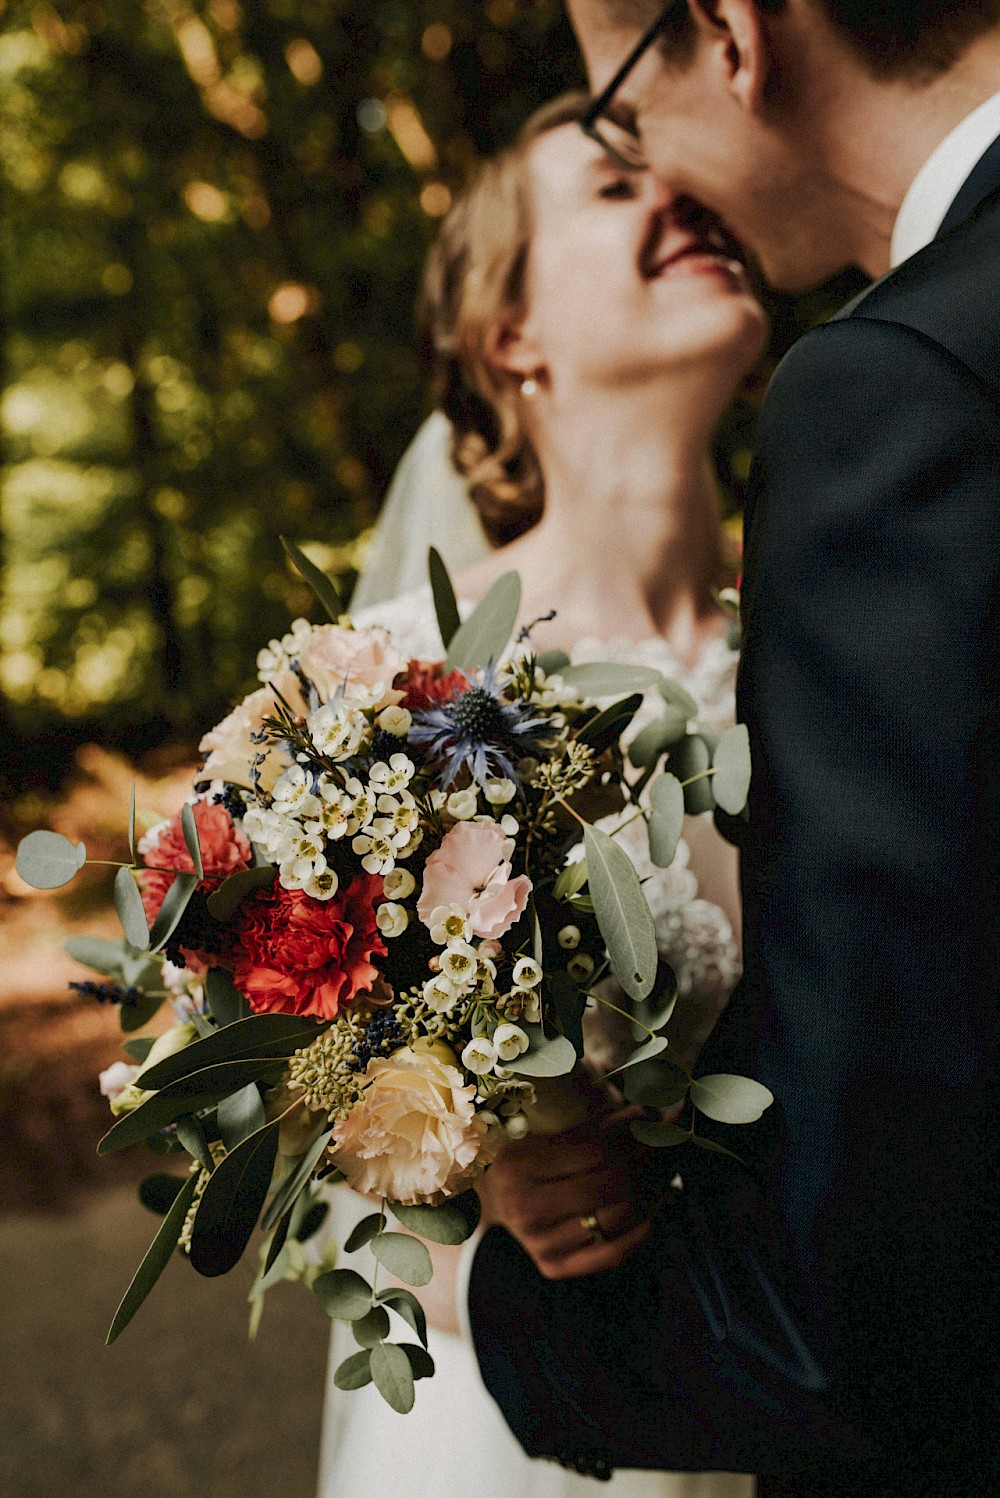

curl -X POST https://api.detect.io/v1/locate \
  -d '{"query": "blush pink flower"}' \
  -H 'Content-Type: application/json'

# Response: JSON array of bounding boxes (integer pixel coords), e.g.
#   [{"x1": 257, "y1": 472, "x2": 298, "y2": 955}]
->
[
  {"x1": 297, "y1": 625, "x2": 406, "y2": 710},
  {"x1": 199, "y1": 673, "x2": 304, "y2": 794},
  {"x1": 137, "y1": 800, "x2": 253, "y2": 929},
  {"x1": 417, "y1": 820, "x2": 532, "y2": 940}
]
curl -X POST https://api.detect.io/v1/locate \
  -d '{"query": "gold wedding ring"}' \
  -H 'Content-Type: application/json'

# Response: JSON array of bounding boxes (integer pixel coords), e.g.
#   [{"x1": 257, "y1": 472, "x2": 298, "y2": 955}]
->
[{"x1": 581, "y1": 1211, "x2": 607, "y2": 1244}]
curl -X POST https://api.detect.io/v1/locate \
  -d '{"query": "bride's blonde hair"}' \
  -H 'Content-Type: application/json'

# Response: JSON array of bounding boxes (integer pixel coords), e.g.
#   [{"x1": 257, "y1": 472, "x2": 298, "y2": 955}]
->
[{"x1": 418, "y1": 92, "x2": 591, "y2": 547}]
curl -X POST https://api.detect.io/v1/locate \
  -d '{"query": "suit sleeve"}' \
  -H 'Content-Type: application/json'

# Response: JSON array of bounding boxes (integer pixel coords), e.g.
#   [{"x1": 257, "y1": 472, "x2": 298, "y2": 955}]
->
[{"x1": 467, "y1": 315, "x2": 1000, "y2": 1479}]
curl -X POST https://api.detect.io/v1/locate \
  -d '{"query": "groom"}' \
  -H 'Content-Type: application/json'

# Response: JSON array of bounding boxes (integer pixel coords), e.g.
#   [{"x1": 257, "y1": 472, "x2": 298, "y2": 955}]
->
[{"x1": 467, "y1": 3, "x2": 1000, "y2": 1493}]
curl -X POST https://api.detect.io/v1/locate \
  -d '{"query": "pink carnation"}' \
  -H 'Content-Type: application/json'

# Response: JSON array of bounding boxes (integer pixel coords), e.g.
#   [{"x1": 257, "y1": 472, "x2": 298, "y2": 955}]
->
[
  {"x1": 138, "y1": 800, "x2": 253, "y2": 929},
  {"x1": 297, "y1": 625, "x2": 406, "y2": 709},
  {"x1": 417, "y1": 820, "x2": 532, "y2": 940}
]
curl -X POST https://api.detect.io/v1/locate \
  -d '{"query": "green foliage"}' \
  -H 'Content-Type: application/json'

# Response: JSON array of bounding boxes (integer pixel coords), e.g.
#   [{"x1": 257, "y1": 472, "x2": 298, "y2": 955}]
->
[
  {"x1": 188, "y1": 1119, "x2": 280, "y2": 1277},
  {"x1": 370, "y1": 1341, "x2": 415, "y2": 1414},
  {"x1": 647, "y1": 773, "x2": 685, "y2": 869},
  {"x1": 106, "y1": 1168, "x2": 200, "y2": 1344},
  {"x1": 137, "y1": 1010, "x2": 323, "y2": 1089},
  {"x1": 712, "y1": 724, "x2": 752, "y2": 815},
  {"x1": 113, "y1": 864, "x2": 149, "y2": 949},
  {"x1": 314, "y1": 1267, "x2": 373, "y2": 1321},
  {"x1": 583, "y1": 822, "x2": 657, "y2": 1002},
  {"x1": 428, "y1": 545, "x2": 461, "y2": 648},
  {"x1": 369, "y1": 1231, "x2": 433, "y2": 1287},
  {"x1": 444, "y1": 569, "x2": 520, "y2": 671},
  {"x1": 389, "y1": 1194, "x2": 480, "y2": 1245},
  {"x1": 260, "y1": 1126, "x2": 334, "y2": 1233},
  {"x1": 689, "y1": 1073, "x2": 774, "y2": 1125},
  {"x1": 15, "y1": 829, "x2": 86, "y2": 888}
]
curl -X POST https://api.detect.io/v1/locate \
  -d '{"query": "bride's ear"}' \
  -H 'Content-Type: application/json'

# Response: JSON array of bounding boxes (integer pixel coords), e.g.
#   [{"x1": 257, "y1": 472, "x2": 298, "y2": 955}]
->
[
  {"x1": 484, "y1": 310, "x2": 546, "y2": 388},
  {"x1": 687, "y1": 0, "x2": 777, "y2": 116}
]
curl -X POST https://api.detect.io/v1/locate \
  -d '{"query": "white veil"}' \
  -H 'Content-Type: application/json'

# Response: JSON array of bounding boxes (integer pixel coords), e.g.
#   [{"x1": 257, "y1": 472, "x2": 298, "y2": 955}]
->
[{"x1": 350, "y1": 411, "x2": 490, "y2": 611}]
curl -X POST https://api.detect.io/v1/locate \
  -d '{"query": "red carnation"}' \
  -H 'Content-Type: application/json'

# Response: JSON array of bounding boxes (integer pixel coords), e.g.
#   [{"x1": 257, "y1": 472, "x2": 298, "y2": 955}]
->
[
  {"x1": 232, "y1": 874, "x2": 387, "y2": 1021},
  {"x1": 399, "y1": 659, "x2": 467, "y2": 712},
  {"x1": 138, "y1": 800, "x2": 252, "y2": 928}
]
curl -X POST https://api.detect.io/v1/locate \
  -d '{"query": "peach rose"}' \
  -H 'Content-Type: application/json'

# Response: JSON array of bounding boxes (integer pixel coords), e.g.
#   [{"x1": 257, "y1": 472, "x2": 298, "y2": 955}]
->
[
  {"x1": 199, "y1": 672, "x2": 304, "y2": 794},
  {"x1": 297, "y1": 625, "x2": 406, "y2": 710},
  {"x1": 331, "y1": 1042, "x2": 496, "y2": 1204},
  {"x1": 417, "y1": 820, "x2": 532, "y2": 940}
]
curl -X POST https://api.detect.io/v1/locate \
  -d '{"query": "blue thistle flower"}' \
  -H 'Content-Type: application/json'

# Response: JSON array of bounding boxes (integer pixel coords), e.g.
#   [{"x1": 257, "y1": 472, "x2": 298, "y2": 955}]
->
[{"x1": 409, "y1": 664, "x2": 547, "y2": 788}]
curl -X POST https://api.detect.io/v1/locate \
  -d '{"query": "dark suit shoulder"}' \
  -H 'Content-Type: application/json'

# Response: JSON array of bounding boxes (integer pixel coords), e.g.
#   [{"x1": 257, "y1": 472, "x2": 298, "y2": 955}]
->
[{"x1": 833, "y1": 186, "x2": 1000, "y2": 396}]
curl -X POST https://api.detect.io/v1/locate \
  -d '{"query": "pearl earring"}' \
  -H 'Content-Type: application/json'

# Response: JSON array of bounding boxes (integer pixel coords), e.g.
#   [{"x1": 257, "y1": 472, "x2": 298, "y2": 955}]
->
[{"x1": 520, "y1": 377, "x2": 539, "y2": 398}]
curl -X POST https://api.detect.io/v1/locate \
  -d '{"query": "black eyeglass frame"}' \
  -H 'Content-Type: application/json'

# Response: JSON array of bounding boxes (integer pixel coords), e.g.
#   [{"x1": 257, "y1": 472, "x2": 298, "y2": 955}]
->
[{"x1": 580, "y1": 2, "x2": 685, "y2": 168}]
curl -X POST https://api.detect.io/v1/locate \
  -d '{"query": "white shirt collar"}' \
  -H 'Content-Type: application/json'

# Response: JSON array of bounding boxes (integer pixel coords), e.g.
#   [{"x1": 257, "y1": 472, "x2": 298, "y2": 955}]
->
[{"x1": 890, "y1": 89, "x2": 1000, "y2": 267}]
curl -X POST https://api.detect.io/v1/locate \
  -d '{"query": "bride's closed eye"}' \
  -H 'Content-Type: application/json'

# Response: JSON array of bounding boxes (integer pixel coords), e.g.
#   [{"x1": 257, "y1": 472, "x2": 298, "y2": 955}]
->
[{"x1": 598, "y1": 177, "x2": 639, "y2": 201}]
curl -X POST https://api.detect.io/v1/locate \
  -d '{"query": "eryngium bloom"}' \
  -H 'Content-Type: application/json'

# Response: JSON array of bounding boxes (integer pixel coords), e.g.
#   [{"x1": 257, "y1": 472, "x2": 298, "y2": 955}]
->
[{"x1": 409, "y1": 666, "x2": 546, "y2": 787}]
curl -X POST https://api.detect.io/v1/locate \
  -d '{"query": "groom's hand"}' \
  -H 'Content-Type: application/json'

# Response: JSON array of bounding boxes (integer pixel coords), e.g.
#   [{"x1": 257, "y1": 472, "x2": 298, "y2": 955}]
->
[{"x1": 476, "y1": 1108, "x2": 652, "y2": 1280}]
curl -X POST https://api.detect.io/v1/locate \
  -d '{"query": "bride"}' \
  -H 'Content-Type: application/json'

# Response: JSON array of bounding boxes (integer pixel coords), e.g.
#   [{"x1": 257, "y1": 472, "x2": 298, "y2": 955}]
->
[{"x1": 318, "y1": 92, "x2": 766, "y2": 1498}]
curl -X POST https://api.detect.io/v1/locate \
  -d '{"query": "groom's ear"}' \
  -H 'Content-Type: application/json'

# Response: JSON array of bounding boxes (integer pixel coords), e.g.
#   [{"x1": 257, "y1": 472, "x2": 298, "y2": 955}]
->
[{"x1": 687, "y1": 0, "x2": 777, "y2": 116}]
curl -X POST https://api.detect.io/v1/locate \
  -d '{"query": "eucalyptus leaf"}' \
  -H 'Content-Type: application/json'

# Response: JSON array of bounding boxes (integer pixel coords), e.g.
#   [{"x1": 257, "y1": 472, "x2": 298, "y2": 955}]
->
[
  {"x1": 389, "y1": 1194, "x2": 480, "y2": 1246},
  {"x1": 345, "y1": 1212, "x2": 384, "y2": 1253},
  {"x1": 712, "y1": 724, "x2": 752, "y2": 815},
  {"x1": 138, "y1": 1172, "x2": 187, "y2": 1215},
  {"x1": 630, "y1": 1120, "x2": 691, "y2": 1148},
  {"x1": 444, "y1": 571, "x2": 520, "y2": 672},
  {"x1": 148, "y1": 872, "x2": 199, "y2": 953},
  {"x1": 690, "y1": 1074, "x2": 774, "y2": 1125},
  {"x1": 428, "y1": 547, "x2": 461, "y2": 649},
  {"x1": 558, "y1": 662, "x2": 663, "y2": 698},
  {"x1": 628, "y1": 709, "x2": 689, "y2": 769},
  {"x1": 535, "y1": 648, "x2": 571, "y2": 675},
  {"x1": 180, "y1": 803, "x2": 204, "y2": 880},
  {"x1": 630, "y1": 963, "x2": 679, "y2": 1035},
  {"x1": 106, "y1": 1170, "x2": 199, "y2": 1344},
  {"x1": 119, "y1": 991, "x2": 169, "y2": 1034},
  {"x1": 189, "y1": 1120, "x2": 280, "y2": 1277},
  {"x1": 261, "y1": 1208, "x2": 293, "y2": 1281},
  {"x1": 690, "y1": 1135, "x2": 745, "y2": 1163},
  {"x1": 549, "y1": 969, "x2": 586, "y2": 1058},
  {"x1": 505, "y1": 1029, "x2": 577, "y2": 1079},
  {"x1": 123, "y1": 1037, "x2": 156, "y2": 1064},
  {"x1": 401, "y1": 1344, "x2": 435, "y2": 1381},
  {"x1": 583, "y1": 824, "x2": 657, "y2": 1002},
  {"x1": 606, "y1": 1035, "x2": 668, "y2": 1078},
  {"x1": 15, "y1": 831, "x2": 87, "y2": 890},
  {"x1": 352, "y1": 1306, "x2": 391, "y2": 1348},
  {"x1": 97, "y1": 1057, "x2": 289, "y2": 1154},
  {"x1": 206, "y1": 865, "x2": 277, "y2": 922},
  {"x1": 622, "y1": 1059, "x2": 690, "y2": 1110},
  {"x1": 205, "y1": 967, "x2": 251, "y2": 1027},
  {"x1": 669, "y1": 735, "x2": 715, "y2": 816},
  {"x1": 260, "y1": 1127, "x2": 335, "y2": 1233},
  {"x1": 376, "y1": 1287, "x2": 428, "y2": 1349},
  {"x1": 217, "y1": 1084, "x2": 266, "y2": 1151},
  {"x1": 139, "y1": 1013, "x2": 326, "y2": 1091},
  {"x1": 370, "y1": 1341, "x2": 415, "y2": 1414},
  {"x1": 370, "y1": 1232, "x2": 433, "y2": 1287},
  {"x1": 63, "y1": 936, "x2": 161, "y2": 989},
  {"x1": 113, "y1": 866, "x2": 150, "y2": 951},
  {"x1": 647, "y1": 774, "x2": 685, "y2": 869},
  {"x1": 175, "y1": 1116, "x2": 215, "y2": 1174},
  {"x1": 577, "y1": 694, "x2": 643, "y2": 755},
  {"x1": 553, "y1": 857, "x2": 588, "y2": 902},
  {"x1": 128, "y1": 780, "x2": 137, "y2": 864},
  {"x1": 334, "y1": 1350, "x2": 373, "y2": 1391},
  {"x1": 281, "y1": 534, "x2": 343, "y2": 622},
  {"x1": 659, "y1": 679, "x2": 700, "y2": 718},
  {"x1": 314, "y1": 1268, "x2": 374, "y2": 1321}
]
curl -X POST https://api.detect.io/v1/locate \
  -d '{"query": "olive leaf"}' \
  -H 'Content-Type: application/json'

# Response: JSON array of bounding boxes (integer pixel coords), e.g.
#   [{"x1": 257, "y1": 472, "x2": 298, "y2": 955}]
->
[
  {"x1": 139, "y1": 1012, "x2": 325, "y2": 1091},
  {"x1": 428, "y1": 547, "x2": 461, "y2": 649},
  {"x1": 444, "y1": 571, "x2": 521, "y2": 672},
  {"x1": 106, "y1": 1170, "x2": 200, "y2": 1345},
  {"x1": 217, "y1": 1083, "x2": 266, "y2": 1151},
  {"x1": 148, "y1": 872, "x2": 199, "y2": 953},
  {"x1": 97, "y1": 1057, "x2": 289, "y2": 1154},
  {"x1": 583, "y1": 823, "x2": 657, "y2": 1002},
  {"x1": 260, "y1": 1127, "x2": 334, "y2": 1233},
  {"x1": 205, "y1": 967, "x2": 252, "y2": 1027},
  {"x1": 15, "y1": 831, "x2": 87, "y2": 890},
  {"x1": 280, "y1": 534, "x2": 344, "y2": 622},
  {"x1": 188, "y1": 1119, "x2": 280, "y2": 1277}
]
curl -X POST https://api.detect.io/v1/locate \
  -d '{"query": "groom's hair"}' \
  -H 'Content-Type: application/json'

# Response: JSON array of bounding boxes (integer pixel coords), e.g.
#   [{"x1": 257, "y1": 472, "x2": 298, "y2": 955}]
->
[{"x1": 614, "y1": 0, "x2": 1000, "y2": 78}]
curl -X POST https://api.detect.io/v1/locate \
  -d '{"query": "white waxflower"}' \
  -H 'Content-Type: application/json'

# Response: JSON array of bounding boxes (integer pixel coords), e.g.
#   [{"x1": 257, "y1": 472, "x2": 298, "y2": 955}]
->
[
  {"x1": 462, "y1": 1036, "x2": 497, "y2": 1076},
  {"x1": 512, "y1": 957, "x2": 543, "y2": 989},
  {"x1": 303, "y1": 865, "x2": 339, "y2": 901},
  {"x1": 370, "y1": 753, "x2": 415, "y2": 793},
  {"x1": 476, "y1": 955, "x2": 498, "y2": 984},
  {"x1": 423, "y1": 973, "x2": 462, "y2": 1013},
  {"x1": 272, "y1": 764, "x2": 320, "y2": 818},
  {"x1": 378, "y1": 791, "x2": 420, "y2": 841},
  {"x1": 567, "y1": 952, "x2": 595, "y2": 983},
  {"x1": 317, "y1": 782, "x2": 353, "y2": 839},
  {"x1": 343, "y1": 680, "x2": 390, "y2": 712},
  {"x1": 500, "y1": 814, "x2": 520, "y2": 837},
  {"x1": 440, "y1": 939, "x2": 478, "y2": 988},
  {"x1": 429, "y1": 904, "x2": 473, "y2": 945},
  {"x1": 377, "y1": 705, "x2": 413, "y2": 737},
  {"x1": 307, "y1": 702, "x2": 369, "y2": 760},
  {"x1": 484, "y1": 777, "x2": 517, "y2": 807},
  {"x1": 494, "y1": 1023, "x2": 530, "y2": 1062},
  {"x1": 376, "y1": 901, "x2": 409, "y2": 938},
  {"x1": 352, "y1": 824, "x2": 397, "y2": 875},
  {"x1": 557, "y1": 924, "x2": 582, "y2": 950},
  {"x1": 256, "y1": 639, "x2": 287, "y2": 678},
  {"x1": 504, "y1": 1113, "x2": 530, "y2": 1140},
  {"x1": 345, "y1": 777, "x2": 376, "y2": 830},
  {"x1": 429, "y1": 788, "x2": 447, "y2": 811},
  {"x1": 239, "y1": 802, "x2": 281, "y2": 848},
  {"x1": 383, "y1": 867, "x2": 417, "y2": 901},
  {"x1": 446, "y1": 787, "x2": 478, "y2": 821},
  {"x1": 505, "y1": 986, "x2": 541, "y2": 1023}
]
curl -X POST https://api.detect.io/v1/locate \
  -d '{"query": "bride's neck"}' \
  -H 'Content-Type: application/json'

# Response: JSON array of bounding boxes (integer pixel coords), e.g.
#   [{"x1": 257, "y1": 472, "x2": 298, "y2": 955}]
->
[{"x1": 479, "y1": 386, "x2": 728, "y2": 661}]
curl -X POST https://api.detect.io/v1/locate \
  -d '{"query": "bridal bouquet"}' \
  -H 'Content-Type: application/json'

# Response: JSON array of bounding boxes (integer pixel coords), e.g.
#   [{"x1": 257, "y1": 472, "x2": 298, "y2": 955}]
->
[{"x1": 17, "y1": 543, "x2": 769, "y2": 1412}]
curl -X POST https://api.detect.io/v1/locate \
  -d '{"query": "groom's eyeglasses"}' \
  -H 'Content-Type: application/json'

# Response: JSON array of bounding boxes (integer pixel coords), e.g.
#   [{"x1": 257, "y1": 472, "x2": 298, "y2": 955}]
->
[{"x1": 581, "y1": 2, "x2": 685, "y2": 170}]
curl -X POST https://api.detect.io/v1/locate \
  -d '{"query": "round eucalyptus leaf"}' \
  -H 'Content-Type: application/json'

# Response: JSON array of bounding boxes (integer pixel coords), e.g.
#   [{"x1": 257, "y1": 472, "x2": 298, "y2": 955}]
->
[
  {"x1": 401, "y1": 1344, "x2": 436, "y2": 1381},
  {"x1": 344, "y1": 1211, "x2": 384, "y2": 1253},
  {"x1": 313, "y1": 1267, "x2": 374, "y2": 1321},
  {"x1": 505, "y1": 1032, "x2": 577, "y2": 1078},
  {"x1": 16, "y1": 831, "x2": 87, "y2": 890},
  {"x1": 352, "y1": 1305, "x2": 391, "y2": 1348},
  {"x1": 370, "y1": 1341, "x2": 416, "y2": 1414},
  {"x1": 690, "y1": 1073, "x2": 774, "y2": 1125},
  {"x1": 114, "y1": 866, "x2": 150, "y2": 951},
  {"x1": 669, "y1": 735, "x2": 715, "y2": 815},
  {"x1": 376, "y1": 1287, "x2": 429, "y2": 1349},
  {"x1": 606, "y1": 1034, "x2": 668, "y2": 1078},
  {"x1": 630, "y1": 1120, "x2": 690, "y2": 1148},
  {"x1": 648, "y1": 774, "x2": 685, "y2": 868},
  {"x1": 712, "y1": 724, "x2": 752, "y2": 815},
  {"x1": 370, "y1": 1231, "x2": 433, "y2": 1287},
  {"x1": 628, "y1": 709, "x2": 689, "y2": 769},
  {"x1": 334, "y1": 1350, "x2": 373, "y2": 1391},
  {"x1": 622, "y1": 1059, "x2": 689, "y2": 1109},
  {"x1": 390, "y1": 1196, "x2": 479, "y2": 1245},
  {"x1": 658, "y1": 679, "x2": 699, "y2": 719}
]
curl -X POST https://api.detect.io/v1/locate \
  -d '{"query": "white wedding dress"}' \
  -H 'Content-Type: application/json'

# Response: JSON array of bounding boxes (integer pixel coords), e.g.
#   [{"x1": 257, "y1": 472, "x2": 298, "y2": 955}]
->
[{"x1": 316, "y1": 588, "x2": 755, "y2": 1498}]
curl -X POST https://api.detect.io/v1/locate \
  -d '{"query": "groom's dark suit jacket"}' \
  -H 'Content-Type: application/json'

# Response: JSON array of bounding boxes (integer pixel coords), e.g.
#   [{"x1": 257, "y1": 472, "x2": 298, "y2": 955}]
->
[{"x1": 468, "y1": 144, "x2": 1000, "y2": 1495}]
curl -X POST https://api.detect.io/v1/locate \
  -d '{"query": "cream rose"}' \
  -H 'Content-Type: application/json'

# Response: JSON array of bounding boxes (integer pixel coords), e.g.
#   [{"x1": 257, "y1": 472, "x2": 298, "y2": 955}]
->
[
  {"x1": 331, "y1": 1041, "x2": 496, "y2": 1204},
  {"x1": 199, "y1": 672, "x2": 304, "y2": 794},
  {"x1": 297, "y1": 625, "x2": 406, "y2": 711}
]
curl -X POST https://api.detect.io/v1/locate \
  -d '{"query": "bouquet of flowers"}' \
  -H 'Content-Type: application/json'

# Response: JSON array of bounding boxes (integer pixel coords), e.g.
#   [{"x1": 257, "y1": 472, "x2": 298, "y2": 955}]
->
[{"x1": 17, "y1": 543, "x2": 769, "y2": 1412}]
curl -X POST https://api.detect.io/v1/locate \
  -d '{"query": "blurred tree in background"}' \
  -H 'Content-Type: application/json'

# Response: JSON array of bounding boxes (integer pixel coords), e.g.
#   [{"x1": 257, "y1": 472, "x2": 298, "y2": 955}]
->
[{"x1": 0, "y1": 0, "x2": 861, "y2": 807}]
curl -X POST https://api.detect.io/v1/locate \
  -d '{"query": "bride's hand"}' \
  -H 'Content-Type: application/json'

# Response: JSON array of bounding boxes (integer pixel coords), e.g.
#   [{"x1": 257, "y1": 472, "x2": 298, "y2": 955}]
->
[{"x1": 475, "y1": 1106, "x2": 653, "y2": 1281}]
